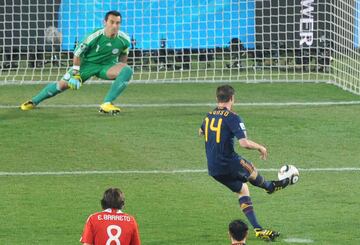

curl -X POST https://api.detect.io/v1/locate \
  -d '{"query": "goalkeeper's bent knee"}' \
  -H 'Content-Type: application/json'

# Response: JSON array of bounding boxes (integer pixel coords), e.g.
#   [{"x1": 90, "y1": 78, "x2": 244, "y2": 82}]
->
[
  {"x1": 118, "y1": 65, "x2": 133, "y2": 82},
  {"x1": 103, "y1": 65, "x2": 133, "y2": 103}
]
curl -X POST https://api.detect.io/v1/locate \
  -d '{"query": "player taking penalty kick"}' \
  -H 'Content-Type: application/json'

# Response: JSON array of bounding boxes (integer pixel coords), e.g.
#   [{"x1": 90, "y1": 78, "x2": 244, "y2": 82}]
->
[
  {"x1": 20, "y1": 10, "x2": 132, "y2": 115},
  {"x1": 199, "y1": 85, "x2": 289, "y2": 241}
]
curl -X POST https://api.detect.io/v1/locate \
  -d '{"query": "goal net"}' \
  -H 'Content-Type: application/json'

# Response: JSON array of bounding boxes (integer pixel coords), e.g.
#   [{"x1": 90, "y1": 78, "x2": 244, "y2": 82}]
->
[{"x1": 0, "y1": 0, "x2": 359, "y2": 94}]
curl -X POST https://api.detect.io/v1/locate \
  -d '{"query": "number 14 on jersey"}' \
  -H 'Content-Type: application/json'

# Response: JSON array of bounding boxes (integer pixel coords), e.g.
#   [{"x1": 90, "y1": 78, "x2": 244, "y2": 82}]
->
[{"x1": 204, "y1": 117, "x2": 223, "y2": 143}]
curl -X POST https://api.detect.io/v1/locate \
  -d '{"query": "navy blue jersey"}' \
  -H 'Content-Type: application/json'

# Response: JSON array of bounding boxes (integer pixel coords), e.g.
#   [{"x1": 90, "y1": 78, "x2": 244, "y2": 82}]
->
[{"x1": 200, "y1": 107, "x2": 247, "y2": 176}]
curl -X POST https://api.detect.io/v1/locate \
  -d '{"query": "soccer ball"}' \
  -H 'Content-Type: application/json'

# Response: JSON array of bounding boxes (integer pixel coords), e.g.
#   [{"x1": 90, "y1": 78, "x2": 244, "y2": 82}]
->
[{"x1": 278, "y1": 164, "x2": 299, "y2": 185}]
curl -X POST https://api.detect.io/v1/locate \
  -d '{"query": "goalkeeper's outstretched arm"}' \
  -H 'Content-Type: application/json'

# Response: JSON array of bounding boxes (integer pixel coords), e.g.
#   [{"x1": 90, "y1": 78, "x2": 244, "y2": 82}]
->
[{"x1": 73, "y1": 55, "x2": 81, "y2": 68}]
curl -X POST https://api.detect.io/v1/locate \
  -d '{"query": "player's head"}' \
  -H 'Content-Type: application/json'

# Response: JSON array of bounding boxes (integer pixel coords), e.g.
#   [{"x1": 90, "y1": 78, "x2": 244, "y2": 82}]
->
[
  {"x1": 216, "y1": 84, "x2": 235, "y2": 105},
  {"x1": 228, "y1": 219, "x2": 248, "y2": 242},
  {"x1": 104, "y1": 10, "x2": 122, "y2": 35},
  {"x1": 101, "y1": 187, "x2": 125, "y2": 210}
]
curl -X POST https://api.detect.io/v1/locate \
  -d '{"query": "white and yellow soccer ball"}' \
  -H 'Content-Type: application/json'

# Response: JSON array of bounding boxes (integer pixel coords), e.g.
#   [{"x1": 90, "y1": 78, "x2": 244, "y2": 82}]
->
[{"x1": 278, "y1": 164, "x2": 299, "y2": 185}]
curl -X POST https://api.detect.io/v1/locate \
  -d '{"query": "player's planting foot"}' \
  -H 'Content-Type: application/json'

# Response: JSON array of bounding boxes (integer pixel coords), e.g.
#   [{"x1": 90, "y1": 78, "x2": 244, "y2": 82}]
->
[
  {"x1": 20, "y1": 100, "x2": 36, "y2": 111},
  {"x1": 99, "y1": 102, "x2": 121, "y2": 115},
  {"x1": 266, "y1": 178, "x2": 290, "y2": 194},
  {"x1": 254, "y1": 228, "x2": 280, "y2": 241}
]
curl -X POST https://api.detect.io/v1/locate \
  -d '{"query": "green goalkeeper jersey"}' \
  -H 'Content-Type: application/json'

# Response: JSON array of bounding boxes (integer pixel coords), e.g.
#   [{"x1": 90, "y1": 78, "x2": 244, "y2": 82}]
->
[{"x1": 74, "y1": 28, "x2": 131, "y2": 65}]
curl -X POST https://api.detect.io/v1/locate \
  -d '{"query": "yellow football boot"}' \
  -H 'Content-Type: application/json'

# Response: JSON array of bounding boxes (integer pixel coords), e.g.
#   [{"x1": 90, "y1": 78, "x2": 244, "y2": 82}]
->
[
  {"x1": 20, "y1": 101, "x2": 36, "y2": 111},
  {"x1": 254, "y1": 228, "x2": 280, "y2": 241},
  {"x1": 99, "y1": 102, "x2": 121, "y2": 115}
]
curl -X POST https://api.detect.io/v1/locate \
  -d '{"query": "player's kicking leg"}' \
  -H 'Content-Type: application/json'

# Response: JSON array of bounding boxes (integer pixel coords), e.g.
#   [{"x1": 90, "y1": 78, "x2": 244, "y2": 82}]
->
[
  {"x1": 248, "y1": 170, "x2": 290, "y2": 194},
  {"x1": 99, "y1": 63, "x2": 133, "y2": 115},
  {"x1": 241, "y1": 159, "x2": 290, "y2": 194}
]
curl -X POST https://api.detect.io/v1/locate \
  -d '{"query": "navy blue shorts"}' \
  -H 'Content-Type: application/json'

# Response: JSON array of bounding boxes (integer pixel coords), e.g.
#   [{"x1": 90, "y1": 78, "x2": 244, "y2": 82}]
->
[{"x1": 212, "y1": 158, "x2": 255, "y2": 193}]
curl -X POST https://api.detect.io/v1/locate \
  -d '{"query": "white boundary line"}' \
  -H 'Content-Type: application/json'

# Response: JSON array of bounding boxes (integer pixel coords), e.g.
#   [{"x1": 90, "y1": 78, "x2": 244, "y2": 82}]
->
[
  {"x1": 1, "y1": 79, "x2": 329, "y2": 85},
  {"x1": 1, "y1": 101, "x2": 360, "y2": 109},
  {"x1": 0, "y1": 168, "x2": 359, "y2": 177},
  {"x1": 283, "y1": 238, "x2": 314, "y2": 243}
]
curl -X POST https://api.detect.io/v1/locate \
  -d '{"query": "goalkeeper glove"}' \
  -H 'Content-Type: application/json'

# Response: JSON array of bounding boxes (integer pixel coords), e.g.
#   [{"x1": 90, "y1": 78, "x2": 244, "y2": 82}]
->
[{"x1": 67, "y1": 66, "x2": 83, "y2": 90}]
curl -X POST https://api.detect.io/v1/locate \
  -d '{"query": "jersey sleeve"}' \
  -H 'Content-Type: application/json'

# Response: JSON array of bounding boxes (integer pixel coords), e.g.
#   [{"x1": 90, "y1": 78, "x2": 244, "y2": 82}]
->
[
  {"x1": 74, "y1": 29, "x2": 103, "y2": 57},
  {"x1": 200, "y1": 119, "x2": 205, "y2": 133},
  {"x1": 121, "y1": 47, "x2": 130, "y2": 56},
  {"x1": 226, "y1": 114, "x2": 247, "y2": 139},
  {"x1": 130, "y1": 218, "x2": 141, "y2": 245},
  {"x1": 80, "y1": 216, "x2": 94, "y2": 244},
  {"x1": 118, "y1": 31, "x2": 131, "y2": 56}
]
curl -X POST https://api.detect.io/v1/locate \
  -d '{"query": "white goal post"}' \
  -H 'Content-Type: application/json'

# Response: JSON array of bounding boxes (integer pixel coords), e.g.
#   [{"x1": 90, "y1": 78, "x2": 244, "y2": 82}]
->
[{"x1": 0, "y1": 0, "x2": 359, "y2": 94}]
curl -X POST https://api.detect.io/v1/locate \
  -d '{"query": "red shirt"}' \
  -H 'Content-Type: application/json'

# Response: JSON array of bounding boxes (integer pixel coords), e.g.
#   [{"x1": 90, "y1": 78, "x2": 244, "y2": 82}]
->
[{"x1": 80, "y1": 209, "x2": 141, "y2": 245}]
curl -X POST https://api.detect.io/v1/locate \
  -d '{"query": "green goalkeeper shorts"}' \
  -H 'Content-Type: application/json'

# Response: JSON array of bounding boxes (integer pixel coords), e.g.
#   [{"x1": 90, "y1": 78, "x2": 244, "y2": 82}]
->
[{"x1": 61, "y1": 62, "x2": 116, "y2": 83}]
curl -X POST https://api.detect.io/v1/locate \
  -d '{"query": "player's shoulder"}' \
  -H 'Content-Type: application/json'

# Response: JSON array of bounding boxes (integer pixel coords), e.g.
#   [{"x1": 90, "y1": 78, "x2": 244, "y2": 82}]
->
[
  {"x1": 117, "y1": 211, "x2": 138, "y2": 225},
  {"x1": 88, "y1": 28, "x2": 104, "y2": 37},
  {"x1": 83, "y1": 211, "x2": 99, "y2": 223},
  {"x1": 224, "y1": 110, "x2": 242, "y2": 124},
  {"x1": 227, "y1": 109, "x2": 238, "y2": 117},
  {"x1": 230, "y1": 110, "x2": 238, "y2": 116},
  {"x1": 121, "y1": 212, "x2": 137, "y2": 221},
  {"x1": 91, "y1": 28, "x2": 104, "y2": 34},
  {"x1": 84, "y1": 28, "x2": 104, "y2": 43},
  {"x1": 117, "y1": 31, "x2": 131, "y2": 45}
]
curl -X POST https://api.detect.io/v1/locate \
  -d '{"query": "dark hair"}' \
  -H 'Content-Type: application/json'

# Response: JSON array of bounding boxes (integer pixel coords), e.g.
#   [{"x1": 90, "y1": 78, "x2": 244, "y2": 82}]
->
[
  {"x1": 229, "y1": 219, "x2": 248, "y2": 241},
  {"x1": 101, "y1": 188, "x2": 125, "y2": 210},
  {"x1": 216, "y1": 84, "x2": 235, "y2": 103},
  {"x1": 105, "y1": 10, "x2": 122, "y2": 21}
]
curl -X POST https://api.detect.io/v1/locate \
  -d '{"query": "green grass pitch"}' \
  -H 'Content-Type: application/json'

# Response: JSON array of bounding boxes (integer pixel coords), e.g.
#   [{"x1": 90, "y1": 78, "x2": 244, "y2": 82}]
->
[{"x1": 0, "y1": 82, "x2": 360, "y2": 244}]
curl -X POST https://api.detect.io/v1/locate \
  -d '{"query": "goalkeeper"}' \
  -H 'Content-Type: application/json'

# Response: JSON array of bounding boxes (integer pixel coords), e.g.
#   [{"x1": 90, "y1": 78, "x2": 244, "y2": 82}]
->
[{"x1": 20, "y1": 10, "x2": 132, "y2": 115}]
